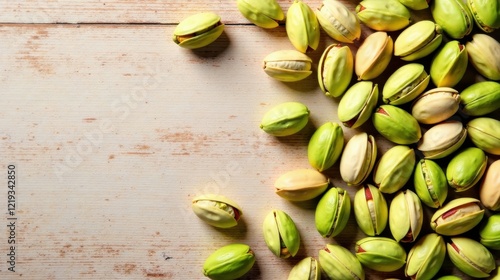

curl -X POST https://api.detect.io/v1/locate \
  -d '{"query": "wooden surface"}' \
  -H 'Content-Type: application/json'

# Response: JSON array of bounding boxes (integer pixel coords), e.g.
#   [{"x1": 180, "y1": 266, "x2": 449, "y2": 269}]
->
[{"x1": 1, "y1": 0, "x2": 499, "y2": 279}]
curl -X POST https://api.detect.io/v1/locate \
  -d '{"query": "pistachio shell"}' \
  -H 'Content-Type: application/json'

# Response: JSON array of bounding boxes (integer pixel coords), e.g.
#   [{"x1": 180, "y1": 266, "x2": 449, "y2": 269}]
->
[
  {"x1": 466, "y1": 33, "x2": 500, "y2": 80},
  {"x1": 460, "y1": 81, "x2": 500, "y2": 116},
  {"x1": 173, "y1": 12, "x2": 225, "y2": 49},
  {"x1": 319, "y1": 244, "x2": 365, "y2": 280},
  {"x1": 355, "y1": 32, "x2": 393, "y2": 80},
  {"x1": 467, "y1": 0, "x2": 500, "y2": 32},
  {"x1": 203, "y1": 244, "x2": 255, "y2": 280},
  {"x1": 411, "y1": 87, "x2": 460, "y2": 125},
  {"x1": 397, "y1": 0, "x2": 429, "y2": 10},
  {"x1": 192, "y1": 194, "x2": 243, "y2": 228},
  {"x1": 431, "y1": 197, "x2": 484, "y2": 235},
  {"x1": 260, "y1": 102, "x2": 310, "y2": 136},
  {"x1": 338, "y1": 81, "x2": 379, "y2": 128},
  {"x1": 339, "y1": 133, "x2": 377, "y2": 186},
  {"x1": 405, "y1": 233, "x2": 446, "y2": 280},
  {"x1": 430, "y1": 41, "x2": 468, "y2": 87},
  {"x1": 372, "y1": 105, "x2": 422, "y2": 145},
  {"x1": 431, "y1": 0, "x2": 473, "y2": 39},
  {"x1": 479, "y1": 160, "x2": 500, "y2": 211},
  {"x1": 318, "y1": 44, "x2": 354, "y2": 98},
  {"x1": 308, "y1": 122, "x2": 344, "y2": 171},
  {"x1": 236, "y1": 0, "x2": 284, "y2": 28},
  {"x1": 417, "y1": 120, "x2": 467, "y2": 159},
  {"x1": 394, "y1": 20, "x2": 443, "y2": 61},
  {"x1": 288, "y1": 257, "x2": 321, "y2": 280},
  {"x1": 286, "y1": 0, "x2": 320, "y2": 53},
  {"x1": 446, "y1": 147, "x2": 488, "y2": 191},
  {"x1": 315, "y1": 187, "x2": 351, "y2": 238},
  {"x1": 355, "y1": 237, "x2": 407, "y2": 272},
  {"x1": 382, "y1": 63, "x2": 430, "y2": 105},
  {"x1": 263, "y1": 50, "x2": 313, "y2": 82},
  {"x1": 414, "y1": 159, "x2": 448, "y2": 208},
  {"x1": 447, "y1": 237, "x2": 496, "y2": 278},
  {"x1": 274, "y1": 169, "x2": 329, "y2": 201},
  {"x1": 467, "y1": 117, "x2": 500, "y2": 155},
  {"x1": 479, "y1": 213, "x2": 500, "y2": 250},
  {"x1": 316, "y1": 0, "x2": 361, "y2": 43},
  {"x1": 356, "y1": 0, "x2": 411, "y2": 31},
  {"x1": 389, "y1": 190, "x2": 423, "y2": 242},
  {"x1": 436, "y1": 276, "x2": 462, "y2": 280},
  {"x1": 373, "y1": 145, "x2": 416, "y2": 194},
  {"x1": 354, "y1": 184, "x2": 388, "y2": 236},
  {"x1": 263, "y1": 209, "x2": 301, "y2": 258}
]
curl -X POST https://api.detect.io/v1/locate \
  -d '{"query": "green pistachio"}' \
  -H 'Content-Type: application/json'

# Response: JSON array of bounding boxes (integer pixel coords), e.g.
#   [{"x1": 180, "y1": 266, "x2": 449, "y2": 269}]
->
[
  {"x1": 411, "y1": 87, "x2": 460, "y2": 125},
  {"x1": 316, "y1": 0, "x2": 361, "y2": 43},
  {"x1": 260, "y1": 102, "x2": 310, "y2": 137},
  {"x1": 397, "y1": 0, "x2": 429, "y2": 10},
  {"x1": 447, "y1": 237, "x2": 496, "y2": 278},
  {"x1": 430, "y1": 197, "x2": 484, "y2": 236},
  {"x1": 436, "y1": 276, "x2": 462, "y2": 280},
  {"x1": 394, "y1": 20, "x2": 443, "y2": 61},
  {"x1": 430, "y1": 41, "x2": 468, "y2": 87},
  {"x1": 431, "y1": 0, "x2": 473, "y2": 39},
  {"x1": 263, "y1": 209, "x2": 301, "y2": 258},
  {"x1": 354, "y1": 184, "x2": 388, "y2": 236},
  {"x1": 467, "y1": 117, "x2": 500, "y2": 155},
  {"x1": 192, "y1": 194, "x2": 243, "y2": 228},
  {"x1": 467, "y1": 0, "x2": 500, "y2": 32},
  {"x1": 479, "y1": 213, "x2": 500, "y2": 250},
  {"x1": 315, "y1": 187, "x2": 351, "y2": 238},
  {"x1": 446, "y1": 147, "x2": 488, "y2": 191},
  {"x1": 417, "y1": 120, "x2": 467, "y2": 159},
  {"x1": 466, "y1": 33, "x2": 500, "y2": 80},
  {"x1": 173, "y1": 12, "x2": 225, "y2": 49},
  {"x1": 274, "y1": 169, "x2": 329, "y2": 201},
  {"x1": 460, "y1": 81, "x2": 500, "y2": 116},
  {"x1": 382, "y1": 63, "x2": 430, "y2": 105},
  {"x1": 319, "y1": 244, "x2": 365, "y2": 280},
  {"x1": 373, "y1": 145, "x2": 416, "y2": 194},
  {"x1": 288, "y1": 257, "x2": 320, "y2": 280},
  {"x1": 308, "y1": 122, "x2": 344, "y2": 172},
  {"x1": 318, "y1": 44, "x2": 353, "y2": 98},
  {"x1": 405, "y1": 233, "x2": 446, "y2": 280},
  {"x1": 355, "y1": 237, "x2": 406, "y2": 272},
  {"x1": 389, "y1": 190, "x2": 423, "y2": 242},
  {"x1": 286, "y1": 0, "x2": 320, "y2": 53},
  {"x1": 340, "y1": 133, "x2": 377, "y2": 186},
  {"x1": 263, "y1": 50, "x2": 313, "y2": 82},
  {"x1": 236, "y1": 0, "x2": 284, "y2": 28},
  {"x1": 479, "y1": 160, "x2": 500, "y2": 211},
  {"x1": 414, "y1": 159, "x2": 448, "y2": 208},
  {"x1": 338, "y1": 81, "x2": 379, "y2": 128},
  {"x1": 203, "y1": 243, "x2": 255, "y2": 280},
  {"x1": 355, "y1": 32, "x2": 393, "y2": 80},
  {"x1": 372, "y1": 105, "x2": 421, "y2": 145},
  {"x1": 356, "y1": 0, "x2": 411, "y2": 31}
]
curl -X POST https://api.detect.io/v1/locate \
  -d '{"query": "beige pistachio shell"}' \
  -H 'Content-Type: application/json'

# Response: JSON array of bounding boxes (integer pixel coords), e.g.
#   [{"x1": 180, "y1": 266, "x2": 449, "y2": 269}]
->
[
  {"x1": 274, "y1": 169, "x2": 329, "y2": 201},
  {"x1": 417, "y1": 120, "x2": 467, "y2": 159},
  {"x1": 466, "y1": 33, "x2": 500, "y2": 80},
  {"x1": 355, "y1": 32, "x2": 393, "y2": 80},
  {"x1": 236, "y1": 0, "x2": 285, "y2": 28},
  {"x1": 339, "y1": 133, "x2": 377, "y2": 186},
  {"x1": 263, "y1": 50, "x2": 313, "y2": 82},
  {"x1": 411, "y1": 87, "x2": 460, "y2": 125},
  {"x1": 316, "y1": 0, "x2": 361, "y2": 43},
  {"x1": 479, "y1": 160, "x2": 500, "y2": 211},
  {"x1": 431, "y1": 197, "x2": 484, "y2": 236},
  {"x1": 192, "y1": 194, "x2": 243, "y2": 228}
]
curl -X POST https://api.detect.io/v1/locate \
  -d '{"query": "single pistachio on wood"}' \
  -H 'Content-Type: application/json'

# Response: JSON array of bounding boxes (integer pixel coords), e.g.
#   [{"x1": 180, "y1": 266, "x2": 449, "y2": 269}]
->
[
  {"x1": 236, "y1": 0, "x2": 284, "y2": 29},
  {"x1": 315, "y1": 187, "x2": 351, "y2": 238},
  {"x1": 460, "y1": 81, "x2": 500, "y2": 116},
  {"x1": 355, "y1": 237, "x2": 406, "y2": 272},
  {"x1": 203, "y1": 243, "x2": 255, "y2": 280},
  {"x1": 466, "y1": 33, "x2": 500, "y2": 80},
  {"x1": 405, "y1": 233, "x2": 446, "y2": 280},
  {"x1": 479, "y1": 213, "x2": 500, "y2": 250},
  {"x1": 263, "y1": 209, "x2": 300, "y2": 258},
  {"x1": 288, "y1": 257, "x2": 320, "y2": 280},
  {"x1": 430, "y1": 41, "x2": 468, "y2": 87},
  {"x1": 394, "y1": 20, "x2": 443, "y2": 61},
  {"x1": 467, "y1": 117, "x2": 500, "y2": 155},
  {"x1": 382, "y1": 63, "x2": 430, "y2": 105},
  {"x1": 318, "y1": 44, "x2": 353, "y2": 98},
  {"x1": 479, "y1": 160, "x2": 500, "y2": 211},
  {"x1": 355, "y1": 32, "x2": 393, "y2": 80},
  {"x1": 337, "y1": 81, "x2": 379, "y2": 128},
  {"x1": 316, "y1": 0, "x2": 361, "y2": 43},
  {"x1": 308, "y1": 122, "x2": 344, "y2": 172},
  {"x1": 430, "y1": 197, "x2": 484, "y2": 236},
  {"x1": 192, "y1": 194, "x2": 243, "y2": 228},
  {"x1": 414, "y1": 159, "x2": 448, "y2": 208},
  {"x1": 397, "y1": 0, "x2": 429, "y2": 10},
  {"x1": 417, "y1": 120, "x2": 467, "y2": 159},
  {"x1": 389, "y1": 190, "x2": 423, "y2": 243},
  {"x1": 446, "y1": 147, "x2": 488, "y2": 192},
  {"x1": 467, "y1": 0, "x2": 500, "y2": 32},
  {"x1": 372, "y1": 105, "x2": 421, "y2": 145},
  {"x1": 339, "y1": 133, "x2": 377, "y2": 186},
  {"x1": 356, "y1": 0, "x2": 411, "y2": 31},
  {"x1": 373, "y1": 145, "x2": 416, "y2": 194},
  {"x1": 431, "y1": 0, "x2": 473, "y2": 39},
  {"x1": 411, "y1": 87, "x2": 460, "y2": 125},
  {"x1": 286, "y1": 0, "x2": 320, "y2": 53},
  {"x1": 274, "y1": 169, "x2": 329, "y2": 201},
  {"x1": 319, "y1": 244, "x2": 365, "y2": 280},
  {"x1": 260, "y1": 102, "x2": 310, "y2": 137},
  {"x1": 172, "y1": 12, "x2": 225, "y2": 49},
  {"x1": 263, "y1": 50, "x2": 313, "y2": 82},
  {"x1": 354, "y1": 184, "x2": 388, "y2": 236},
  {"x1": 447, "y1": 237, "x2": 496, "y2": 278}
]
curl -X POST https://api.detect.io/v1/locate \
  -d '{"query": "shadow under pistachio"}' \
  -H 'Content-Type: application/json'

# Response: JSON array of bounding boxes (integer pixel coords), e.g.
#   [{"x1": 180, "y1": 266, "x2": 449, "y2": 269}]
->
[
  {"x1": 190, "y1": 31, "x2": 230, "y2": 58},
  {"x1": 212, "y1": 217, "x2": 248, "y2": 240}
]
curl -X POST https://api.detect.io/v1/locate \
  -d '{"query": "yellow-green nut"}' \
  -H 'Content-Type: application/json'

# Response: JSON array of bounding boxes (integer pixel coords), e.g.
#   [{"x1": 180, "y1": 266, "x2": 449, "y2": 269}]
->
[
  {"x1": 447, "y1": 237, "x2": 496, "y2": 278},
  {"x1": 338, "y1": 81, "x2": 379, "y2": 128},
  {"x1": 340, "y1": 133, "x2": 377, "y2": 186},
  {"x1": 417, "y1": 120, "x2": 467, "y2": 159},
  {"x1": 308, "y1": 122, "x2": 344, "y2": 172},
  {"x1": 263, "y1": 50, "x2": 313, "y2": 82},
  {"x1": 286, "y1": 0, "x2": 320, "y2": 53},
  {"x1": 479, "y1": 213, "x2": 500, "y2": 250},
  {"x1": 466, "y1": 33, "x2": 500, "y2": 80},
  {"x1": 274, "y1": 169, "x2": 329, "y2": 201},
  {"x1": 263, "y1": 209, "x2": 300, "y2": 258},
  {"x1": 430, "y1": 41, "x2": 468, "y2": 87},
  {"x1": 287, "y1": 257, "x2": 320, "y2": 280},
  {"x1": 460, "y1": 81, "x2": 500, "y2": 116},
  {"x1": 318, "y1": 44, "x2": 354, "y2": 98},
  {"x1": 430, "y1": 197, "x2": 484, "y2": 236},
  {"x1": 172, "y1": 12, "x2": 224, "y2": 49},
  {"x1": 397, "y1": 0, "x2": 429, "y2": 10},
  {"x1": 411, "y1": 87, "x2": 460, "y2": 125},
  {"x1": 355, "y1": 237, "x2": 407, "y2": 272},
  {"x1": 394, "y1": 20, "x2": 443, "y2": 61},
  {"x1": 354, "y1": 184, "x2": 388, "y2": 236},
  {"x1": 413, "y1": 159, "x2": 448, "y2": 209},
  {"x1": 446, "y1": 147, "x2": 488, "y2": 192},
  {"x1": 373, "y1": 145, "x2": 416, "y2": 194},
  {"x1": 316, "y1": 0, "x2": 361, "y2": 43},
  {"x1": 436, "y1": 276, "x2": 462, "y2": 280},
  {"x1": 192, "y1": 194, "x2": 243, "y2": 228},
  {"x1": 467, "y1": 0, "x2": 500, "y2": 32},
  {"x1": 431, "y1": 0, "x2": 473, "y2": 39},
  {"x1": 372, "y1": 105, "x2": 422, "y2": 145},
  {"x1": 467, "y1": 117, "x2": 500, "y2": 155},
  {"x1": 382, "y1": 63, "x2": 430, "y2": 105},
  {"x1": 356, "y1": 0, "x2": 411, "y2": 31},
  {"x1": 389, "y1": 190, "x2": 423, "y2": 242},
  {"x1": 355, "y1": 32, "x2": 393, "y2": 80},
  {"x1": 315, "y1": 187, "x2": 351, "y2": 238},
  {"x1": 405, "y1": 233, "x2": 446, "y2": 280},
  {"x1": 236, "y1": 0, "x2": 284, "y2": 29},
  {"x1": 319, "y1": 244, "x2": 365, "y2": 280},
  {"x1": 260, "y1": 102, "x2": 310, "y2": 137},
  {"x1": 203, "y1": 243, "x2": 255, "y2": 280},
  {"x1": 480, "y1": 160, "x2": 500, "y2": 210}
]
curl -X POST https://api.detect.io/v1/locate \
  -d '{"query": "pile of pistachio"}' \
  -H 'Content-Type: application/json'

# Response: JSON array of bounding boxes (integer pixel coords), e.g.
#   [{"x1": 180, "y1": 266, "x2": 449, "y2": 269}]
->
[{"x1": 174, "y1": 0, "x2": 500, "y2": 279}]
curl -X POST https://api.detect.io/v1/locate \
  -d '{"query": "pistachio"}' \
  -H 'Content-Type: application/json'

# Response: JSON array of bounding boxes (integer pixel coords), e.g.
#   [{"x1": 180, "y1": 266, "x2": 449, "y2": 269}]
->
[
  {"x1": 356, "y1": 0, "x2": 411, "y2": 31},
  {"x1": 203, "y1": 243, "x2": 255, "y2": 280},
  {"x1": 467, "y1": 0, "x2": 500, "y2": 32},
  {"x1": 382, "y1": 63, "x2": 430, "y2": 105},
  {"x1": 397, "y1": 0, "x2": 429, "y2": 10},
  {"x1": 479, "y1": 213, "x2": 500, "y2": 250},
  {"x1": 430, "y1": 41, "x2": 468, "y2": 87},
  {"x1": 274, "y1": 169, "x2": 329, "y2": 201},
  {"x1": 446, "y1": 147, "x2": 488, "y2": 191},
  {"x1": 355, "y1": 237, "x2": 406, "y2": 272},
  {"x1": 319, "y1": 244, "x2": 365, "y2": 280},
  {"x1": 260, "y1": 102, "x2": 310, "y2": 136},
  {"x1": 288, "y1": 257, "x2": 320, "y2": 280},
  {"x1": 460, "y1": 81, "x2": 500, "y2": 116},
  {"x1": 316, "y1": 0, "x2": 361, "y2": 43},
  {"x1": 355, "y1": 32, "x2": 393, "y2": 80},
  {"x1": 318, "y1": 44, "x2": 354, "y2": 98},
  {"x1": 263, "y1": 50, "x2": 313, "y2": 82},
  {"x1": 394, "y1": 20, "x2": 443, "y2": 61},
  {"x1": 339, "y1": 133, "x2": 377, "y2": 186},
  {"x1": 236, "y1": 0, "x2": 284, "y2": 28},
  {"x1": 315, "y1": 187, "x2": 351, "y2": 238},
  {"x1": 436, "y1": 276, "x2": 462, "y2": 280},
  {"x1": 467, "y1": 117, "x2": 500, "y2": 155},
  {"x1": 405, "y1": 233, "x2": 446, "y2": 280},
  {"x1": 192, "y1": 194, "x2": 243, "y2": 228},
  {"x1": 389, "y1": 190, "x2": 423, "y2": 242},
  {"x1": 263, "y1": 209, "x2": 301, "y2": 258},
  {"x1": 414, "y1": 159, "x2": 448, "y2": 208},
  {"x1": 354, "y1": 184, "x2": 388, "y2": 236},
  {"x1": 286, "y1": 0, "x2": 320, "y2": 53},
  {"x1": 417, "y1": 120, "x2": 467, "y2": 159},
  {"x1": 466, "y1": 33, "x2": 500, "y2": 80},
  {"x1": 172, "y1": 12, "x2": 225, "y2": 49},
  {"x1": 447, "y1": 237, "x2": 496, "y2": 278},
  {"x1": 431, "y1": 0, "x2": 473, "y2": 39},
  {"x1": 479, "y1": 160, "x2": 500, "y2": 211},
  {"x1": 411, "y1": 87, "x2": 460, "y2": 125},
  {"x1": 430, "y1": 197, "x2": 484, "y2": 236},
  {"x1": 373, "y1": 145, "x2": 416, "y2": 194},
  {"x1": 372, "y1": 105, "x2": 421, "y2": 145},
  {"x1": 308, "y1": 122, "x2": 344, "y2": 172},
  {"x1": 337, "y1": 81, "x2": 379, "y2": 128}
]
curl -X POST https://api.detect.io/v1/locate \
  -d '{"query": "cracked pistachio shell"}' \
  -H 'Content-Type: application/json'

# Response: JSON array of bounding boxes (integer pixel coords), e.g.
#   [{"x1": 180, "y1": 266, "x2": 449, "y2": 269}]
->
[
  {"x1": 192, "y1": 194, "x2": 242, "y2": 228},
  {"x1": 260, "y1": 102, "x2": 310, "y2": 137},
  {"x1": 340, "y1": 133, "x2": 377, "y2": 186},
  {"x1": 315, "y1": 187, "x2": 351, "y2": 238},
  {"x1": 355, "y1": 237, "x2": 406, "y2": 272},
  {"x1": 288, "y1": 257, "x2": 320, "y2": 280},
  {"x1": 173, "y1": 12, "x2": 224, "y2": 49},
  {"x1": 414, "y1": 159, "x2": 448, "y2": 208},
  {"x1": 466, "y1": 33, "x2": 500, "y2": 80},
  {"x1": 263, "y1": 209, "x2": 300, "y2": 258},
  {"x1": 389, "y1": 190, "x2": 423, "y2": 242},
  {"x1": 394, "y1": 20, "x2": 443, "y2": 61},
  {"x1": 461, "y1": 81, "x2": 500, "y2": 116},
  {"x1": 308, "y1": 122, "x2": 344, "y2": 172},
  {"x1": 316, "y1": 0, "x2": 361, "y2": 43},
  {"x1": 286, "y1": 0, "x2": 320, "y2": 53},
  {"x1": 236, "y1": 0, "x2": 284, "y2": 28},
  {"x1": 319, "y1": 244, "x2": 365, "y2": 280},
  {"x1": 274, "y1": 169, "x2": 329, "y2": 201},
  {"x1": 203, "y1": 244, "x2": 255, "y2": 280},
  {"x1": 431, "y1": 0, "x2": 473, "y2": 39},
  {"x1": 338, "y1": 81, "x2": 379, "y2": 128},
  {"x1": 417, "y1": 120, "x2": 467, "y2": 159},
  {"x1": 430, "y1": 41, "x2": 468, "y2": 87},
  {"x1": 263, "y1": 50, "x2": 313, "y2": 82},
  {"x1": 447, "y1": 237, "x2": 496, "y2": 278},
  {"x1": 431, "y1": 197, "x2": 484, "y2": 235},
  {"x1": 405, "y1": 233, "x2": 446, "y2": 280},
  {"x1": 480, "y1": 160, "x2": 500, "y2": 210},
  {"x1": 467, "y1": 117, "x2": 500, "y2": 155},
  {"x1": 356, "y1": 0, "x2": 410, "y2": 31},
  {"x1": 382, "y1": 63, "x2": 430, "y2": 105},
  {"x1": 446, "y1": 147, "x2": 488, "y2": 191},
  {"x1": 355, "y1": 32, "x2": 393, "y2": 80},
  {"x1": 479, "y1": 214, "x2": 500, "y2": 250},
  {"x1": 372, "y1": 105, "x2": 421, "y2": 145},
  {"x1": 467, "y1": 0, "x2": 500, "y2": 32},
  {"x1": 397, "y1": 0, "x2": 429, "y2": 10},
  {"x1": 373, "y1": 145, "x2": 416, "y2": 194},
  {"x1": 411, "y1": 87, "x2": 460, "y2": 125},
  {"x1": 318, "y1": 44, "x2": 353, "y2": 98},
  {"x1": 354, "y1": 184, "x2": 388, "y2": 236}
]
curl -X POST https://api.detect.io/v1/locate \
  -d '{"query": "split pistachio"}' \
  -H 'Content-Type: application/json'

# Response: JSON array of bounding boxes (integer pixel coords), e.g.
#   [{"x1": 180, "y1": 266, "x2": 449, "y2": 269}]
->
[
  {"x1": 339, "y1": 133, "x2": 377, "y2": 186},
  {"x1": 354, "y1": 184, "x2": 388, "y2": 236},
  {"x1": 389, "y1": 190, "x2": 423, "y2": 242},
  {"x1": 446, "y1": 147, "x2": 488, "y2": 192},
  {"x1": 203, "y1": 243, "x2": 255, "y2": 280},
  {"x1": 460, "y1": 81, "x2": 500, "y2": 116},
  {"x1": 286, "y1": 0, "x2": 320, "y2": 53},
  {"x1": 274, "y1": 169, "x2": 329, "y2": 201},
  {"x1": 431, "y1": 0, "x2": 473, "y2": 39},
  {"x1": 356, "y1": 0, "x2": 411, "y2": 31},
  {"x1": 192, "y1": 194, "x2": 243, "y2": 228},
  {"x1": 355, "y1": 32, "x2": 393, "y2": 80},
  {"x1": 430, "y1": 41, "x2": 468, "y2": 87},
  {"x1": 263, "y1": 209, "x2": 301, "y2": 258},
  {"x1": 173, "y1": 12, "x2": 225, "y2": 49},
  {"x1": 260, "y1": 102, "x2": 310, "y2": 137},
  {"x1": 466, "y1": 33, "x2": 500, "y2": 80},
  {"x1": 308, "y1": 122, "x2": 344, "y2": 172},
  {"x1": 263, "y1": 50, "x2": 313, "y2": 82},
  {"x1": 414, "y1": 159, "x2": 448, "y2": 208},
  {"x1": 417, "y1": 120, "x2": 467, "y2": 159},
  {"x1": 355, "y1": 237, "x2": 406, "y2": 272},
  {"x1": 467, "y1": 0, "x2": 500, "y2": 32},
  {"x1": 372, "y1": 105, "x2": 421, "y2": 145},
  {"x1": 467, "y1": 117, "x2": 500, "y2": 155},
  {"x1": 431, "y1": 197, "x2": 484, "y2": 236},
  {"x1": 411, "y1": 87, "x2": 460, "y2": 125},
  {"x1": 373, "y1": 145, "x2": 416, "y2": 194},
  {"x1": 397, "y1": 0, "x2": 429, "y2": 10},
  {"x1": 236, "y1": 0, "x2": 284, "y2": 29},
  {"x1": 447, "y1": 237, "x2": 496, "y2": 278},
  {"x1": 479, "y1": 213, "x2": 500, "y2": 250},
  {"x1": 318, "y1": 44, "x2": 353, "y2": 98},
  {"x1": 337, "y1": 81, "x2": 379, "y2": 128},
  {"x1": 315, "y1": 187, "x2": 351, "y2": 238},
  {"x1": 405, "y1": 233, "x2": 446, "y2": 280},
  {"x1": 479, "y1": 160, "x2": 500, "y2": 211},
  {"x1": 394, "y1": 20, "x2": 443, "y2": 61},
  {"x1": 319, "y1": 244, "x2": 365, "y2": 280},
  {"x1": 316, "y1": 0, "x2": 361, "y2": 43},
  {"x1": 288, "y1": 257, "x2": 320, "y2": 280},
  {"x1": 382, "y1": 63, "x2": 430, "y2": 105}
]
